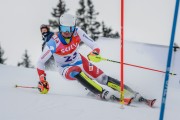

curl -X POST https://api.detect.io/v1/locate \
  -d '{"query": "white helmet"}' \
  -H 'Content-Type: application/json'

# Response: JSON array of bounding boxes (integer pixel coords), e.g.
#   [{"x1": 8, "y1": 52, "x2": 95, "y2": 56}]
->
[{"x1": 60, "y1": 14, "x2": 76, "y2": 26}]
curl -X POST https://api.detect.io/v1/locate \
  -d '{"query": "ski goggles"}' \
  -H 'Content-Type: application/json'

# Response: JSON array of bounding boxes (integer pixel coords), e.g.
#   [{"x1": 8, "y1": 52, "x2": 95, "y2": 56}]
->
[{"x1": 59, "y1": 25, "x2": 75, "y2": 33}]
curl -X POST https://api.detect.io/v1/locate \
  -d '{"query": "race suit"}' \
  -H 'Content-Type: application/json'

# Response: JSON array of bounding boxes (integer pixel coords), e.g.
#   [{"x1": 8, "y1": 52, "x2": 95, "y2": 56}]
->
[
  {"x1": 37, "y1": 27, "x2": 107, "y2": 85},
  {"x1": 36, "y1": 27, "x2": 138, "y2": 97}
]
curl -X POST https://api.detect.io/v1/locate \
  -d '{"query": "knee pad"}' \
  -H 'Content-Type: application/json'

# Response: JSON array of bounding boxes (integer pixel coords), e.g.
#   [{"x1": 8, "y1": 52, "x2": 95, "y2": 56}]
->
[
  {"x1": 95, "y1": 74, "x2": 108, "y2": 85},
  {"x1": 65, "y1": 66, "x2": 82, "y2": 80}
]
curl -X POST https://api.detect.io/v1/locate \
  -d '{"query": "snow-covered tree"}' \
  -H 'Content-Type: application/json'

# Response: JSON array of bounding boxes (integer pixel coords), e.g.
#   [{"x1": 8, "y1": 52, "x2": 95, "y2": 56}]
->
[
  {"x1": 0, "y1": 43, "x2": 7, "y2": 64},
  {"x1": 49, "y1": 0, "x2": 69, "y2": 29},
  {"x1": 101, "y1": 21, "x2": 120, "y2": 38},
  {"x1": 86, "y1": 0, "x2": 101, "y2": 40},
  {"x1": 76, "y1": 0, "x2": 88, "y2": 33},
  {"x1": 17, "y1": 50, "x2": 34, "y2": 68}
]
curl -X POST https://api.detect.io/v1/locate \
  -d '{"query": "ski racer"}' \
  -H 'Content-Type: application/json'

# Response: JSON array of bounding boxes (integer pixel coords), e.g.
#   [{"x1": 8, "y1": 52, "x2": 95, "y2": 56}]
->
[{"x1": 36, "y1": 14, "x2": 155, "y2": 106}]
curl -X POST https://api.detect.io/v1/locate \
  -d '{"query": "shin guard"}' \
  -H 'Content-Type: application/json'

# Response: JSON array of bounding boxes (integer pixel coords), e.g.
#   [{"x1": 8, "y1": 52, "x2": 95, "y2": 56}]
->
[
  {"x1": 75, "y1": 72, "x2": 103, "y2": 95},
  {"x1": 106, "y1": 76, "x2": 136, "y2": 95}
]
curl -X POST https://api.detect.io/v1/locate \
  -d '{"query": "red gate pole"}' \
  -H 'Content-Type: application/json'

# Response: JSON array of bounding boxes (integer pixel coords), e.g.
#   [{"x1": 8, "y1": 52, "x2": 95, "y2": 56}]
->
[{"x1": 120, "y1": 0, "x2": 125, "y2": 107}]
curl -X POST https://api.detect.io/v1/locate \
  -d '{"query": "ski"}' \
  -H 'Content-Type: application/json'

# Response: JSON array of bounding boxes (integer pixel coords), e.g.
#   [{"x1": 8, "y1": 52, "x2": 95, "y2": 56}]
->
[
  {"x1": 112, "y1": 95, "x2": 156, "y2": 107},
  {"x1": 144, "y1": 99, "x2": 156, "y2": 107},
  {"x1": 139, "y1": 97, "x2": 156, "y2": 107},
  {"x1": 87, "y1": 91, "x2": 134, "y2": 106},
  {"x1": 110, "y1": 95, "x2": 134, "y2": 105}
]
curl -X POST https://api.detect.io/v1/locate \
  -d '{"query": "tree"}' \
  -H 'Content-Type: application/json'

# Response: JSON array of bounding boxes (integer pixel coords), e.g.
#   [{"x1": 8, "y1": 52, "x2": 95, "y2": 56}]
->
[
  {"x1": 86, "y1": 0, "x2": 101, "y2": 40},
  {"x1": 49, "y1": 0, "x2": 119, "y2": 40},
  {"x1": 110, "y1": 32, "x2": 120, "y2": 38},
  {"x1": 17, "y1": 50, "x2": 34, "y2": 68},
  {"x1": 101, "y1": 21, "x2": 120, "y2": 38},
  {"x1": 49, "y1": 0, "x2": 69, "y2": 29},
  {"x1": 101, "y1": 21, "x2": 112, "y2": 37},
  {"x1": 76, "y1": 0, "x2": 88, "y2": 33},
  {"x1": 0, "y1": 43, "x2": 7, "y2": 64},
  {"x1": 76, "y1": 0, "x2": 89, "y2": 45}
]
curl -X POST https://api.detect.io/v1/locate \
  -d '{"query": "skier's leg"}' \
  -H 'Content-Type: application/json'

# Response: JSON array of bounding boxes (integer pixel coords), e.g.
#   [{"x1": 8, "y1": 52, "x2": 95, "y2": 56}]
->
[
  {"x1": 104, "y1": 75, "x2": 143, "y2": 102},
  {"x1": 77, "y1": 54, "x2": 153, "y2": 104},
  {"x1": 103, "y1": 75, "x2": 157, "y2": 105},
  {"x1": 59, "y1": 65, "x2": 114, "y2": 100},
  {"x1": 105, "y1": 76, "x2": 135, "y2": 93},
  {"x1": 74, "y1": 70, "x2": 113, "y2": 100},
  {"x1": 79, "y1": 54, "x2": 141, "y2": 100}
]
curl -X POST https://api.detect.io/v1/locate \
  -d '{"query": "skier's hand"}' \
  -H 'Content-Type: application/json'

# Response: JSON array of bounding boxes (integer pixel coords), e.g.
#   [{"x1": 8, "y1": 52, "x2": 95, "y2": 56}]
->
[
  {"x1": 38, "y1": 75, "x2": 49, "y2": 94},
  {"x1": 87, "y1": 48, "x2": 102, "y2": 63}
]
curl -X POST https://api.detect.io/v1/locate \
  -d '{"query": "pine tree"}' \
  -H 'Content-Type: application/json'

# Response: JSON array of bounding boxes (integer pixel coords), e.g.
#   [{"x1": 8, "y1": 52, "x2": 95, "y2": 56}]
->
[
  {"x1": 0, "y1": 43, "x2": 7, "y2": 64},
  {"x1": 49, "y1": 0, "x2": 69, "y2": 29},
  {"x1": 76, "y1": 0, "x2": 88, "y2": 33},
  {"x1": 17, "y1": 50, "x2": 34, "y2": 68},
  {"x1": 86, "y1": 0, "x2": 101, "y2": 40},
  {"x1": 101, "y1": 21, "x2": 120, "y2": 38},
  {"x1": 101, "y1": 21, "x2": 112, "y2": 37},
  {"x1": 111, "y1": 32, "x2": 120, "y2": 38}
]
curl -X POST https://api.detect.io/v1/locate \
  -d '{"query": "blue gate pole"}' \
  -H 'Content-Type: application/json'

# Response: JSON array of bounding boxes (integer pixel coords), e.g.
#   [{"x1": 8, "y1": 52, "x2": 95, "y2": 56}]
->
[{"x1": 159, "y1": 0, "x2": 180, "y2": 120}]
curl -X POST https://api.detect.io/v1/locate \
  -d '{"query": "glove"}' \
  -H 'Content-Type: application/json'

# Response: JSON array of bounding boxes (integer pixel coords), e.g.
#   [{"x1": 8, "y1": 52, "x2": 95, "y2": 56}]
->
[
  {"x1": 87, "y1": 48, "x2": 102, "y2": 63},
  {"x1": 38, "y1": 75, "x2": 49, "y2": 94}
]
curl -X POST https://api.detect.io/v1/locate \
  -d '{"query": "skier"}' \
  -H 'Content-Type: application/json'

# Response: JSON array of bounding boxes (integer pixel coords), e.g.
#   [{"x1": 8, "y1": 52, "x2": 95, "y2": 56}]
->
[
  {"x1": 37, "y1": 14, "x2": 155, "y2": 106},
  {"x1": 40, "y1": 24, "x2": 55, "y2": 70}
]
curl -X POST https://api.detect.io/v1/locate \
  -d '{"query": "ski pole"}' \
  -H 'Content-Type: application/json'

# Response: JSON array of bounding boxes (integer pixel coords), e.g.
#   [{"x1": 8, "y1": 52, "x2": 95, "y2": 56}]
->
[
  {"x1": 100, "y1": 57, "x2": 176, "y2": 75},
  {"x1": 15, "y1": 85, "x2": 38, "y2": 89}
]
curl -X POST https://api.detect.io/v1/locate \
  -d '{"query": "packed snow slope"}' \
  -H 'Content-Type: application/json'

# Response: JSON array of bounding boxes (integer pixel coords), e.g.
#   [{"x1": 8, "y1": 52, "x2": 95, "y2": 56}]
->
[{"x1": 0, "y1": 38, "x2": 180, "y2": 120}]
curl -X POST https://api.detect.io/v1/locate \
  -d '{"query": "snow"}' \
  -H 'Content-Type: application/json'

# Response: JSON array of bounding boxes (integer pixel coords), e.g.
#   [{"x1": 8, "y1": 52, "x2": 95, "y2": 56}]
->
[{"x1": 0, "y1": 38, "x2": 180, "y2": 120}]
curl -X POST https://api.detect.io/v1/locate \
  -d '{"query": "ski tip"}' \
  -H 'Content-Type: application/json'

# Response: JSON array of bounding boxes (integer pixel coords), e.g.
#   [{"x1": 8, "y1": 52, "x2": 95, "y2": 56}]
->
[
  {"x1": 148, "y1": 99, "x2": 156, "y2": 107},
  {"x1": 123, "y1": 97, "x2": 134, "y2": 106},
  {"x1": 128, "y1": 97, "x2": 134, "y2": 105},
  {"x1": 15, "y1": 85, "x2": 18, "y2": 88},
  {"x1": 151, "y1": 99, "x2": 156, "y2": 107}
]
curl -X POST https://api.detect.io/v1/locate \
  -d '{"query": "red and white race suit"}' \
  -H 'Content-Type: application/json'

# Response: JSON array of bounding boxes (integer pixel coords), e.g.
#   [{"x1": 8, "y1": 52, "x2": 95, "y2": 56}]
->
[{"x1": 37, "y1": 27, "x2": 107, "y2": 84}]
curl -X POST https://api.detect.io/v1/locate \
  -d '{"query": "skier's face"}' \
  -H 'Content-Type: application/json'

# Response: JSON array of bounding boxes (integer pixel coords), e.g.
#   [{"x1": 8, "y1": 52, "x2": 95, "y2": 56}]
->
[
  {"x1": 61, "y1": 32, "x2": 73, "y2": 38},
  {"x1": 60, "y1": 25, "x2": 75, "y2": 38}
]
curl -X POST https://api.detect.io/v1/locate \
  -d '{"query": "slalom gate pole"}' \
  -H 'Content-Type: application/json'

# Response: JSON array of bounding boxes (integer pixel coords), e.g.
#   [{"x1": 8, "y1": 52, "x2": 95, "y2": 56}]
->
[
  {"x1": 101, "y1": 57, "x2": 176, "y2": 76},
  {"x1": 15, "y1": 85, "x2": 38, "y2": 89},
  {"x1": 159, "y1": 0, "x2": 179, "y2": 120},
  {"x1": 120, "y1": 0, "x2": 125, "y2": 108}
]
